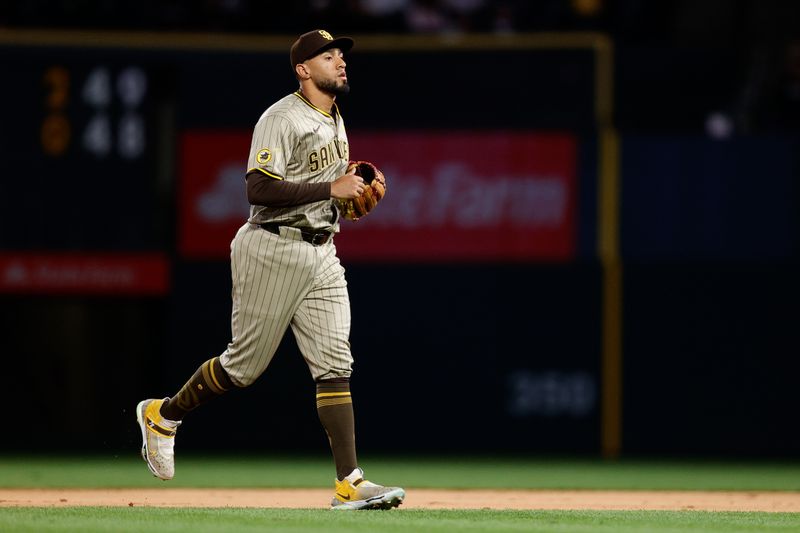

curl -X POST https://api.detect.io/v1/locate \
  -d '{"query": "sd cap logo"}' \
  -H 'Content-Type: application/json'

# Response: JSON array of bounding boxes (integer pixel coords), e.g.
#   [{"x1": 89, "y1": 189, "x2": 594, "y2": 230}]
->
[
  {"x1": 256, "y1": 148, "x2": 272, "y2": 165},
  {"x1": 318, "y1": 30, "x2": 333, "y2": 40}
]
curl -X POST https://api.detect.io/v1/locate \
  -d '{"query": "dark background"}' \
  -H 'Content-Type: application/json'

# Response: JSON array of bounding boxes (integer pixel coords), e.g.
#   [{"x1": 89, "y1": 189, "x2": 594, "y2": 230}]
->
[{"x1": 0, "y1": 0, "x2": 798, "y2": 458}]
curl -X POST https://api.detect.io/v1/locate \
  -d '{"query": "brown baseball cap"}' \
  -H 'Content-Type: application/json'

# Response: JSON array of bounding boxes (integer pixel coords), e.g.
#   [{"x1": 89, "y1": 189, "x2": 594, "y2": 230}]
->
[{"x1": 290, "y1": 29, "x2": 354, "y2": 68}]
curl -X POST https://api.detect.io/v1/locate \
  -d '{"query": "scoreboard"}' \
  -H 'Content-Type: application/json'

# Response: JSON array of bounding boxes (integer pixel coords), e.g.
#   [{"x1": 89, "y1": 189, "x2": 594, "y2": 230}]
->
[
  {"x1": 41, "y1": 64, "x2": 150, "y2": 160},
  {"x1": 0, "y1": 40, "x2": 181, "y2": 294},
  {"x1": 0, "y1": 48, "x2": 171, "y2": 252}
]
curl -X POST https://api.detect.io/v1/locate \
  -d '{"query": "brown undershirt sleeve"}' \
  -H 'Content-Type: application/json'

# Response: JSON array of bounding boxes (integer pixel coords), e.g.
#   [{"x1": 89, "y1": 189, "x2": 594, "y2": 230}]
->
[{"x1": 246, "y1": 170, "x2": 332, "y2": 207}]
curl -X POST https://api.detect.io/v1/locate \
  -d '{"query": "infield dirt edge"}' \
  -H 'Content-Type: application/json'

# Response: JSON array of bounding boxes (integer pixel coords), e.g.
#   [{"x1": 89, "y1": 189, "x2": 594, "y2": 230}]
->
[{"x1": 2, "y1": 488, "x2": 800, "y2": 512}]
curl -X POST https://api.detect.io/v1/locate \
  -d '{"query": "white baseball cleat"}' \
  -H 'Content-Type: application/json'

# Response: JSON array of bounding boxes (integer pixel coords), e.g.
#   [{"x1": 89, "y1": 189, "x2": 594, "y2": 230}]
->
[
  {"x1": 136, "y1": 398, "x2": 181, "y2": 480},
  {"x1": 330, "y1": 468, "x2": 405, "y2": 510}
]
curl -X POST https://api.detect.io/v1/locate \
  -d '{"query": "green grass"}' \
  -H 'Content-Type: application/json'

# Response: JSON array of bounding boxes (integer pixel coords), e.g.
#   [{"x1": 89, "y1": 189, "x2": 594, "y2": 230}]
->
[
  {"x1": 1, "y1": 455, "x2": 799, "y2": 491},
  {"x1": 1, "y1": 508, "x2": 799, "y2": 533},
  {"x1": 2, "y1": 456, "x2": 799, "y2": 532}
]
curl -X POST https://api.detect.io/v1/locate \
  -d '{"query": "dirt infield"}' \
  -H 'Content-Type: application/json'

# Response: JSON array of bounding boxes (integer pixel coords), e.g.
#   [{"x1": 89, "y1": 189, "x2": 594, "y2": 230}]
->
[{"x1": 2, "y1": 488, "x2": 800, "y2": 512}]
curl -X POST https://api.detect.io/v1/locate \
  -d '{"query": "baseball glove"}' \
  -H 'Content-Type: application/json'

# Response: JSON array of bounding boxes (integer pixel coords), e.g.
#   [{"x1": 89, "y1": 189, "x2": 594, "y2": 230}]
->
[{"x1": 338, "y1": 160, "x2": 387, "y2": 221}]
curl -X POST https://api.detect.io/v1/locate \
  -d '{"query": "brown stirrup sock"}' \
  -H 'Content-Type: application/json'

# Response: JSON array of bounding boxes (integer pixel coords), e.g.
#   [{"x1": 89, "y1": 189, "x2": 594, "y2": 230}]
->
[
  {"x1": 316, "y1": 378, "x2": 357, "y2": 481},
  {"x1": 160, "y1": 357, "x2": 236, "y2": 421}
]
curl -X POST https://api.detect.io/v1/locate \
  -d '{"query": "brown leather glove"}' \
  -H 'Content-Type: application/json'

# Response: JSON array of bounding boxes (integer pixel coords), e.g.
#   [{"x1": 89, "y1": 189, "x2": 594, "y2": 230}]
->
[{"x1": 338, "y1": 160, "x2": 387, "y2": 221}]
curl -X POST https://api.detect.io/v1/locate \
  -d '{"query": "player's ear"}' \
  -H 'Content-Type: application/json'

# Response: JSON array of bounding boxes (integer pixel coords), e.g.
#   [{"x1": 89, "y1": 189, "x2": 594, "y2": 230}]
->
[{"x1": 295, "y1": 63, "x2": 310, "y2": 80}]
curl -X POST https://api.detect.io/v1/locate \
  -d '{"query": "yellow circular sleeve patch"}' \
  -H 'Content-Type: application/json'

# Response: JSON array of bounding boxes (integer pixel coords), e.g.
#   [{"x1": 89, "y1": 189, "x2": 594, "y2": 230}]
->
[{"x1": 256, "y1": 148, "x2": 272, "y2": 165}]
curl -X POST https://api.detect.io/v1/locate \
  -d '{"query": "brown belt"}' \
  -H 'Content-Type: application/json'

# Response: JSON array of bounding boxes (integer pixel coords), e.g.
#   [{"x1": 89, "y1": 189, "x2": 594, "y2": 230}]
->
[{"x1": 260, "y1": 223, "x2": 332, "y2": 246}]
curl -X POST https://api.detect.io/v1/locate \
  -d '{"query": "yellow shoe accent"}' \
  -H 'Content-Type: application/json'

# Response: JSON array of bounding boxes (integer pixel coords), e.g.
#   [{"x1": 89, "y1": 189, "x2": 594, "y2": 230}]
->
[
  {"x1": 136, "y1": 398, "x2": 180, "y2": 480},
  {"x1": 333, "y1": 477, "x2": 359, "y2": 503},
  {"x1": 331, "y1": 469, "x2": 405, "y2": 510},
  {"x1": 144, "y1": 399, "x2": 177, "y2": 438}
]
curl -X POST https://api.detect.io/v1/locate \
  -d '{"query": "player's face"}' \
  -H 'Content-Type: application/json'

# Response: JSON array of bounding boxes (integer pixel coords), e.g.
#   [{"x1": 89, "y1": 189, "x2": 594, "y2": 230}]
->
[{"x1": 306, "y1": 48, "x2": 349, "y2": 96}]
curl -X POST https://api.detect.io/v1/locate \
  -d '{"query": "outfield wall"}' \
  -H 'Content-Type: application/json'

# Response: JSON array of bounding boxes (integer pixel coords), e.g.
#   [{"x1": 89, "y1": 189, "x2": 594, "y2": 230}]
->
[{"x1": 0, "y1": 33, "x2": 798, "y2": 456}]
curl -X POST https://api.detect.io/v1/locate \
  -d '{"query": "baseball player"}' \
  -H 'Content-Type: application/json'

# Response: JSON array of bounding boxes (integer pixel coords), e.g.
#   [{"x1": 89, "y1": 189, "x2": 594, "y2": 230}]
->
[{"x1": 136, "y1": 29, "x2": 404, "y2": 511}]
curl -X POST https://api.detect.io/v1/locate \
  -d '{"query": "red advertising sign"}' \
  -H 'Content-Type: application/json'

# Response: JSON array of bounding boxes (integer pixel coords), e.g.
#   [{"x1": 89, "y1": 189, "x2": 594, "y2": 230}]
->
[
  {"x1": 336, "y1": 131, "x2": 577, "y2": 261},
  {"x1": 179, "y1": 130, "x2": 577, "y2": 262},
  {"x1": 0, "y1": 253, "x2": 170, "y2": 295},
  {"x1": 179, "y1": 131, "x2": 251, "y2": 258}
]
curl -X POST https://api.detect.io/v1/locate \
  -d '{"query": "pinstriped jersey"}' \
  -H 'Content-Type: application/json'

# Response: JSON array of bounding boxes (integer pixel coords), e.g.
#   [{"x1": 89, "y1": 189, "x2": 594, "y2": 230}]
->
[{"x1": 246, "y1": 91, "x2": 350, "y2": 231}]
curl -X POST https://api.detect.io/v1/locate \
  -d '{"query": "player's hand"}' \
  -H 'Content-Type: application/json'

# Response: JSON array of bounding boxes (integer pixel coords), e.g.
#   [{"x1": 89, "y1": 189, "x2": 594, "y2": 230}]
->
[{"x1": 331, "y1": 172, "x2": 365, "y2": 200}]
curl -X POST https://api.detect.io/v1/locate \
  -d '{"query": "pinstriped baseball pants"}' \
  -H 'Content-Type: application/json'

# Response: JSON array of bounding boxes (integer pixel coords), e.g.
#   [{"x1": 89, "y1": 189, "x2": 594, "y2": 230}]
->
[{"x1": 219, "y1": 222, "x2": 353, "y2": 386}]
